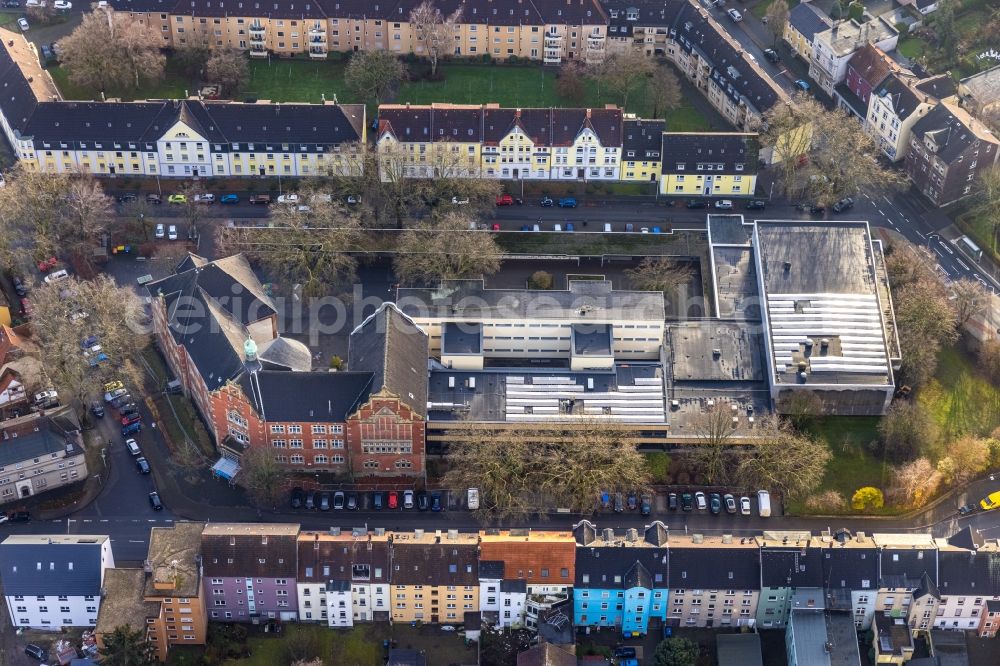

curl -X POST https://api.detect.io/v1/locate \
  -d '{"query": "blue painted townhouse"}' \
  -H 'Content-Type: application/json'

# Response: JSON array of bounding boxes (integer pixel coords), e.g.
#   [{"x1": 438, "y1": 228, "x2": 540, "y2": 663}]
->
[{"x1": 572, "y1": 521, "x2": 669, "y2": 637}]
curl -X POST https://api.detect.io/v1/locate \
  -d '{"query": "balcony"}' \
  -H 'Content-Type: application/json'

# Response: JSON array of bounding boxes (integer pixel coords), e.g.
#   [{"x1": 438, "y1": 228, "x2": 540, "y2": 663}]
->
[
  {"x1": 544, "y1": 32, "x2": 562, "y2": 46},
  {"x1": 309, "y1": 47, "x2": 328, "y2": 59},
  {"x1": 309, "y1": 25, "x2": 324, "y2": 36},
  {"x1": 310, "y1": 34, "x2": 326, "y2": 44},
  {"x1": 249, "y1": 47, "x2": 268, "y2": 58},
  {"x1": 249, "y1": 32, "x2": 265, "y2": 44}
]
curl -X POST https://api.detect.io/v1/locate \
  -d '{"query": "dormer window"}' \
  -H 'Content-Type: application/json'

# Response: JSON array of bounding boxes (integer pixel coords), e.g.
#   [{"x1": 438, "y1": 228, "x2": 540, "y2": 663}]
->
[
  {"x1": 626, "y1": 8, "x2": 639, "y2": 21},
  {"x1": 735, "y1": 163, "x2": 744, "y2": 171}
]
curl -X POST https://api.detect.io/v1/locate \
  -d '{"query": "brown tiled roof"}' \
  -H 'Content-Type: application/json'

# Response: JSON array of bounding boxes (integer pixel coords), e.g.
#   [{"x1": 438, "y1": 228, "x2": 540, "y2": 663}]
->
[
  {"x1": 847, "y1": 44, "x2": 899, "y2": 89},
  {"x1": 297, "y1": 532, "x2": 391, "y2": 583},
  {"x1": 517, "y1": 643, "x2": 577, "y2": 666},
  {"x1": 479, "y1": 531, "x2": 576, "y2": 585},
  {"x1": 391, "y1": 536, "x2": 479, "y2": 585},
  {"x1": 201, "y1": 523, "x2": 299, "y2": 578}
]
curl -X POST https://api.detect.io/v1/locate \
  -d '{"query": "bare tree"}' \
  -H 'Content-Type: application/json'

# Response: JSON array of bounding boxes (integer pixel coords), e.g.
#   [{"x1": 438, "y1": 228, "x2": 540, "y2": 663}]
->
[
  {"x1": 758, "y1": 94, "x2": 904, "y2": 204},
  {"x1": 775, "y1": 391, "x2": 824, "y2": 430},
  {"x1": 887, "y1": 458, "x2": 941, "y2": 508},
  {"x1": 877, "y1": 400, "x2": 939, "y2": 462},
  {"x1": 28, "y1": 276, "x2": 147, "y2": 410},
  {"x1": 626, "y1": 257, "x2": 692, "y2": 297},
  {"x1": 589, "y1": 50, "x2": 655, "y2": 109},
  {"x1": 409, "y1": 0, "x2": 462, "y2": 78},
  {"x1": 736, "y1": 415, "x2": 831, "y2": 498},
  {"x1": 937, "y1": 435, "x2": 991, "y2": 485},
  {"x1": 206, "y1": 49, "x2": 250, "y2": 93},
  {"x1": 442, "y1": 421, "x2": 650, "y2": 521},
  {"x1": 646, "y1": 65, "x2": 683, "y2": 119},
  {"x1": 556, "y1": 61, "x2": 587, "y2": 105},
  {"x1": 238, "y1": 445, "x2": 286, "y2": 508},
  {"x1": 393, "y1": 212, "x2": 503, "y2": 286},
  {"x1": 345, "y1": 50, "x2": 407, "y2": 107},
  {"x1": 59, "y1": 10, "x2": 164, "y2": 93},
  {"x1": 951, "y1": 278, "x2": 989, "y2": 327},
  {"x1": 174, "y1": 30, "x2": 213, "y2": 78},
  {"x1": 764, "y1": 0, "x2": 791, "y2": 45},
  {"x1": 886, "y1": 245, "x2": 959, "y2": 387}
]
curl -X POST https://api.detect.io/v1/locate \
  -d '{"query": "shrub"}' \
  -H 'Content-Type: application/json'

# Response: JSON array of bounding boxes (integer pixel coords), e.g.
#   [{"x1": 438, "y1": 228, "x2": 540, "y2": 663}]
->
[
  {"x1": 851, "y1": 486, "x2": 884, "y2": 511},
  {"x1": 528, "y1": 271, "x2": 554, "y2": 290},
  {"x1": 804, "y1": 490, "x2": 846, "y2": 512}
]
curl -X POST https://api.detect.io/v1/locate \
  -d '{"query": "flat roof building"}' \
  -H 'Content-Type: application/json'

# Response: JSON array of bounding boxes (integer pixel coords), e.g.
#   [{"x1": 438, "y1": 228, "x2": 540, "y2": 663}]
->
[{"x1": 752, "y1": 221, "x2": 898, "y2": 415}]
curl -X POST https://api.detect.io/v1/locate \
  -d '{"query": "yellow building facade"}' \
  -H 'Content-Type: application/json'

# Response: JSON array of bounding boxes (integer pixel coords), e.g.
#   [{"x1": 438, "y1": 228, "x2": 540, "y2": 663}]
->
[
  {"x1": 659, "y1": 132, "x2": 759, "y2": 197},
  {"x1": 390, "y1": 530, "x2": 480, "y2": 624}
]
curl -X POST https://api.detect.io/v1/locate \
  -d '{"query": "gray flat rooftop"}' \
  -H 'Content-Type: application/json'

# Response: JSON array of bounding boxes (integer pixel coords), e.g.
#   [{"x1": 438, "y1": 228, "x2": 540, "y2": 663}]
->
[
  {"x1": 427, "y1": 364, "x2": 665, "y2": 424},
  {"x1": 712, "y1": 246, "x2": 760, "y2": 319},
  {"x1": 826, "y1": 612, "x2": 863, "y2": 666},
  {"x1": 756, "y1": 222, "x2": 876, "y2": 296},
  {"x1": 397, "y1": 279, "x2": 665, "y2": 322},
  {"x1": 443, "y1": 322, "x2": 482, "y2": 355},
  {"x1": 670, "y1": 321, "x2": 765, "y2": 382},
  {"x1": 572, "y1": 324, "x2": 613, "y2": 356},
  {"x1": 708, "y1": 215, "x2": 753, "y2": 246}
]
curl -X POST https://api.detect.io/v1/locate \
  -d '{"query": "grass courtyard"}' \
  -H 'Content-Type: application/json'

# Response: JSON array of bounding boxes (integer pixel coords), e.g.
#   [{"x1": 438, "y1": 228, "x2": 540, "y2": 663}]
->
[{"x1": 47, "y1": 54, "x2": 713, "y2": 131}]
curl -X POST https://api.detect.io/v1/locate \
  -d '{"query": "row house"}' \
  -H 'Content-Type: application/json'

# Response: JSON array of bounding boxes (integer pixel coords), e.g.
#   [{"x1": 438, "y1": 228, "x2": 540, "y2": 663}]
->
[
  {"x1": 808, "y1": 17, "x2": 899, "y2": 97},
  {"x1": 621, "y1": 118, "x2": 665, "y2": 183},
  {"x1": 147, "y1": 254, "x2": 428, "y2": 479},
  {"x1": 872, "y1": 533, "x2": 939, "y2": 631},
  {"x1": 756, "y1": 532, "x2": 823, "y2": 629},
  {"x1": 836, "y1": 44, "x2": 903, "y2": 119},
  {"x1": 95, "y1": 522, "x2": 209, "y2": 662},
  {"x1": 935, "y1": 527, "x2": 1000, "y2": 637},
  {"x1": 866, "y1": 73, "x2": 955, "y2": 162},
  {"x1": 604, "y1": 0, "x2": 788, "y2": 131},
  {"x1": 659, "y1": 132, "x2": 759, "y2": 197},
  {"x1": 377, "y1": 103, "x2": 625, "y2": 182},
  {"x1": 480, "y1": 529, "x2": 576, "y2": 630},
  {"x1": 201, "y1": 523, "x2": 300, "y2": 622},
  {"x1": 0, "y1": 407, "x2": 88, "y2": 507},
  {"x1": 905, "y1": 101, "x2": 1000, "y2": 206},
  {"x1": 296, "y1": 529, "x2": 392, "y2": 626},
  {"x1": 818, "y1": 531, "x2": 879, "y2": 630},
  {"x1": 390, "y1": 529, "x2": 480, "y2": 624},
  {"x1": 0, "y1": 28, "x2": 365, "y2": 179},
  {"x1": 1, "y1": 535, "x2": 114, "y2": 629},
  {"x1": 573, "y1": 521, "x2": 670, "y2": 636},
  {"x1": 109, "y1": 0, "x2": 608, "y2": 64},
  {"x1": 783, "y1": 3, "x2": 832, "y2": 62},
  {"x1": 785, "y1": 593, "x2": 862, "y2": 666},
  {"x1": 666, "y1": 533, "x2": 760, "y2": 630}
]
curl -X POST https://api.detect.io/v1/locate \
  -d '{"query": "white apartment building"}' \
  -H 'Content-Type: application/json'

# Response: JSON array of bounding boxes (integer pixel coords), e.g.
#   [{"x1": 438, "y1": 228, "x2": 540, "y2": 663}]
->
[
  {"x1": 1, "y1": 535, "x2": 114, "y2": 628},
  {"x1": 296, "y1": 530, "x2": 391, "y2": 627},
  {"x1": 867, "y1": 74, "x2": 954, "y2": 162},
  {"x1": 808, "y1": 18, "x2": 899, "y2": 96}
]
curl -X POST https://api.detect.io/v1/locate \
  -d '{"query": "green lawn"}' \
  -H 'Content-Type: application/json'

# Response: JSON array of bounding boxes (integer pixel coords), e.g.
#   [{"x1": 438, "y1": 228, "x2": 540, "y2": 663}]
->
[
  {"x1": 917, "y1": 345, "x2": 1000, "y2": 443},
  {"x1": 221, "y1": 624, "x2": 381, "y2": 666},
  {"x1": 49, "y1": 62, "x2": 190, "y2": 101},
  {"x1": 897, "y1": 36, "x2": 928, "y2": 61},
  {"x1": 243, "y1": 57, "x2": 355, "y2": 103}
]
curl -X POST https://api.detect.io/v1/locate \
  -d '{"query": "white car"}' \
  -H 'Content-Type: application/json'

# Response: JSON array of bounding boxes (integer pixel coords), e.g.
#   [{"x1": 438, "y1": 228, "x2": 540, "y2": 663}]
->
[
  {"x1": 714, "y1": 199, "x2": 734, "y2": 210},
  {"x1": 53, "y1": 0, "x2": 71, "y2": 8},
  {"x1": 193, "y1": 193, "x2": 215, "y2": 204},
  {"x1": 276, "y1": 194, "x2": 299, "y2": 204},
  {"x1": 451, "y1": 196, "x2": 469, "y2": 205},
  {"x1": 17, "y1": 17, "x2": 28, "y2": 31},
  {"x1": 167, "y1": 225, "x2": 178, "y2": 240},
  {"x1": 467, "y1": 487, "x2": 480, "y2": 510},
  {"x1": 154, "y1": 223, "x2": 165, "y2": 239},
  {"x1": 43, "y1": 269, "x2": 70, "y2": 284},
  {"x1": 309, "y1": 193, "x2": 332, "y2": 203},
  {"x1": 25, "y1": 0, "x2": 43, "y2": 6},
  {"x1": 727, "y1": 8, "x2": 743, "y2": 21},
  {"x1": 346, "y1": 195, "x2": 361, "y2": 205}
]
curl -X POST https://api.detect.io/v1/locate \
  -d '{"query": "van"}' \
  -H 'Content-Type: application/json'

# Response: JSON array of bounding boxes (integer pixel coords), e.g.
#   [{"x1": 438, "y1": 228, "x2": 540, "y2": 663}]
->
[
  {"x1": 757, "y1": 489, "x2": 771, "y2": 517},
  {"x1": 125, "y1": 438, "x2": 141, "y2": 456},
  {"x1": 603, "y1": 223, "x2": 612, "y2": 232},
  {"x1": 553, "y1": 223, "x2": 562, "y2": 232},
  {"x1": 467, "y1": 487, "x2": 480, "y2": 510},
  {"x1": 43, "y1": 269, "x2": 70, "y2": 284},
  {"x1": 165, "y1": 379, "x2": 183, "y2": 394}
]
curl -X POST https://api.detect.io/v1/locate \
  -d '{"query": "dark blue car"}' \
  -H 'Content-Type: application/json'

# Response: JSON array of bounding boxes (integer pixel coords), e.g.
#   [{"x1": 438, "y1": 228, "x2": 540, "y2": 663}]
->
[
  {"x1": 220, "y1": 194, "x2": 239, "y2": 204},
  {"x1": 121, "y1": 422, "x2": 141, "y2": 436},
  {"x1": 431, "y1": 493, "x2": 442, "y2": 512},
  {"x1": 557, "y1": 197, "x2": 577, "y2": 208}
]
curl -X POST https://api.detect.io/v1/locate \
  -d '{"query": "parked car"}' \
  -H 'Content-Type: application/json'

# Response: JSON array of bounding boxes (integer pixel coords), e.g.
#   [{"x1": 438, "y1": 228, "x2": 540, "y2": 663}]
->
[
  {"x1": 116, "y1": 193, "x2": 138, "y2": 205},
  {"x1": 539, "y1": 196, "x2": 554, "y2": 207},
  {"x1": 727, "y1": 7, "x2": 742, "y2": 20},
  {"x1": 740, "y1": 496, "x2": 752, "y2": 515},
  {"x1": 12, "y1": 276, "x2": 27, "y2": 297},
  {"x1": 640, "y1": 494, "x2": 652, "y2": 516},
  {"x1": 24, "y1": 644, "x2": 47, "y2": 661},
  {"x1": 145, "y1": 193, "x2": 162, "y2": 204},
  {"x1": 290, "y1": 488, "x2": 304, "y2": 509},
  {"x1": 388, "y1": 491, "x2": 399, "y2": 509},
  {"x1": 709, "y1": 492, "x2": 722, "y2": 515},
  {"x1": 980, "y1": 491, "x2": 1000, "y2": 511},
  {"x1": 249, "y1": 194, "x2": 272, "y2": 205},
  {"x1": 565, "y1": 222, "x2": 575, "y2": 232},
  {"x1": 626, "y1": 492, "x2": 638, "y2": 511},
  {"x1": 681, "y1": 492, "x2": 693, "y2": 511},
  {"x1": 809, "y1": 204, "x2": 826, "y2": 216},
  {"x1": 119, "y1": 404, "x2": 139, "y2": 418},
  {"x1": 39, "y1": 44, "x2": 54, "y2": 63},
  {"x1": 495, "y1": 194, "x2": 514, "y2": 206},
  {"x1": 332, "y1": 491, "x2": 344, "y2": 510},
  {"x1": 695, "y1": 491, "x2": 707, "y2": 511},
  {"x1": 319, "y1": 492, "x2": 331, "y2": 511},
  {"x1": 714, "y1": 199, "x2": 734, "y2": 210},
  {"x1": 7, "y1": 510, "x2": 31, "y2": 522},
  {"x1": 832, "y1": 197, "x2": 855, "y2": 213},
  {"x1": 167, "y1": 194, "x2": 186, "y2": 204},
  {"x1": 431, "y1": 492, "x2": 442, "y2": 512},
  {"x1": 148, "y1": 491, "x2": 163, "y2": 510},
  {"x1": 603, "y1": 223, "x2": 613, "y2": 232},
  {"x1": 104, "y1": 387, "x2": 126, "y2": 403},
  {"x1": 372, "y1": 491, "x2": 384, "y2": 510},
  {"x1": 120, "y1": 412, "x2": 141, "y2": 426},
  {"x1": 220, "y1": 194, "x2": 239, "y2": 204},
  {"x1": 43, "y1": 269, "x2": 69, "y2": 284},
  {"x1": 467, "y1": 487, "x2": 480, "y2": 510},
  {"x1": 125, "y1": 438, "x2": 141, "y2": 457},
  {"x1": 346, "y1": 195, "x2": 362, "y2": 204},
  {"x1": 724, "y1": 493, "x2": 737, "y2": 514},
  {"x1": 167, "y1": 225, "x2": 178, "y2": 240},
  {"x1": 1, "y1": 1, "x2": 21, "y2": 7},
  {"x1": 450, "y1": 196, "x2": 469, "y2": 205},
  {"x1": 417, "y1": 491, "x2": 430, "y2": 511},
  {"x1": 33, "y1": 389, "x2": 59, "y2": 407},
  {"x1": 614, "y1": 492, "x2": 625, "y2": 513},
  {"x1": 90, "y1": 402, "x2": 104, "y2": 418},
  {"x1": 403, "y1": 490, "x2": 415, "y2": 509},
  {"x1": 53, "y1": 0, "x2": 71, "y2": 8},
  {"x1": 958, "y1": 503, "x2": 976, "y2": 515},
  {"x1": 794, "y1": 79, "x2": 811, "y2": 92},
  {"x1": 763, "y1": 48, "x2": 780, "y2": 63},
  {"x1": 668, "y1": 492, "x2": 678, "y2": 510},
  {"x1": 17, "y1": 17, "x2": 28, "y2": 31},
  {"x1": 152, "y1": 223, "x2": 164, "y2": 238},
  {"x1": 557, "y1": 197, "x2": 577, "y2": 208},
  {"x1": 745, "y1": 200, "x2": 767, "y2": 210},
  {"x1": 305, "y1": 491, "x2": 316, "y2": 510},
  {"x1": 686, "y1": 199, "x2": 707, "y2": 209},
  {"x1": 136, "y1": 457, "x2": 150, "y2": 474},
  {"x1": 277, "y1": 194, "x2": 299, "y2": 204}
]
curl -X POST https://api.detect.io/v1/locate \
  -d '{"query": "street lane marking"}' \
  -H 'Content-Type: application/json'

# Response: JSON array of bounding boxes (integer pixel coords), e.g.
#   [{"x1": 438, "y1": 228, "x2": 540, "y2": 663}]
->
[
  {"x1": 932, "y1": 246, "x2": 946, "y2": 258},
  {"x1": 128, "y1": 540, "x2": 147, "y2": 544},
  {"x1": 955, "y1": 257, "x2": 970, "y2": 271}
]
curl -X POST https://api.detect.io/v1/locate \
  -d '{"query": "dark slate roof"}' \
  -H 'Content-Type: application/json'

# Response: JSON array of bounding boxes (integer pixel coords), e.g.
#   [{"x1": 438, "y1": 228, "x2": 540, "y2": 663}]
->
[
  {"x1": 914, "y1": 571, "x2": 940, "y2": 601},
  {"x1": 575, "y1": 547, "x2": 668, "y2": 588},
  {"x1": 820, "y1": 544, "x2": 878, "y2": 594},
  {"x1": 297, "y1": 534, "x2": 392, "y2": 583},
  {"x1": 238, "y1": 370, "x2": 373, "y2": 423},
  {"x1": 914, "y1": 74, "x2": 956, "y2": 101},
  {"x1": 201, "y1": 524, "x2": 300, "y2": 578},
  {"x1": 879, "y1": 547, "x2": 937, "y2": 590},
  {"x1": 644, "y1": 522, "x2": 669, "y2": 547},
  {"x1": 348, "y1": 303, "x2": 428, "y2": 417},
  {"x1": 911, "y1": 103, "x2": 994, "y2": 164},
  {"x1": 938, "y1": 550, "x2": 1000, "y2": 596},
  {"x1": 874, "y1": 74, "x2": 925, "y2": 121},
  {"x1": 474, "y1": 106, "x2": 623, "y2": 147},
  {"x1": 625, "y1": 561, "x2": 652, "y2": 590},
  {"x1": 0, "y1": 29, "x2": 41, "y2": 134},
  {"x1": 0, "y1": 536, "x2": 107, "y2": 596},
  {"x1": 604, "y1": 0, "x2": 683, "y2": 36},
  {"x1": 480, "y1": 560, "x2": 505, "y2": 580},
  {"x1": 0, "y1": 415, "x2": 76, "y2": 468},
  {"x1": 988, "y1": 599, "x2": 1000, "y2": 612},
  {"x1": 661, "y1": 133, "x2": 759, "y2": 174},
  {"x1": 669, "y1": 546, "x2": 759, "y2": 589},
  {"x1": 390, "y1": 540, "x2": 479, "y2": 585},
  {"x1": 623, "y1": 119, "x2": 665, "y2": 161},
  {"x1": 202, "y1": 101, "x2": 365, "y2": 145},
  {"x1": 760, "y1": 547, "x2": 825, "y2": 588},
  {"x1": 788, "y1": 2, "x2": 833, "y2": 41},
  {"x1": 946, "y1": 526, "x2": 982, "y2": 551},
  {"x1": 500, "y1": 579, "x2": 526, "y2": 593}
]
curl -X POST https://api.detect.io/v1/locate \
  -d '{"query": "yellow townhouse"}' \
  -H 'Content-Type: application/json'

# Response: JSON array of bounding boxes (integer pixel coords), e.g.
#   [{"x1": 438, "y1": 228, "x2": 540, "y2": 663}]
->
[
  {"x1": 390, "y1": 529, "x2": 480, "y2": 624},
  {"x1": 659, "y1": 132, "x2": 759, "y2": 198},
  {"x1": 620, "y1": 118, "x2": 665, "y2": 183}
]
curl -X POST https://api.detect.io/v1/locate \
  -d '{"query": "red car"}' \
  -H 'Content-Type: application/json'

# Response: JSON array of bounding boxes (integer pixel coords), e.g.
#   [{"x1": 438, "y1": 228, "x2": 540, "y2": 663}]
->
[
  {"x1": 495, "y1": 194, "x2": 514, "y2": 206},
  {"x1": 120, "y1": 413, "x2": 141, "y2": 426},
  {"x1": 37, "y1": 257, "x2": 58, "y2": 272},
  {"x1": 388, "y1": 491, "x2": 399, "y2": 509},
  {"x1": 19, "y1": 298, "x2": 31, "y2": 316},
  {"x1": 491, "y1": 223, "x2": 501, "y2": 231}
]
